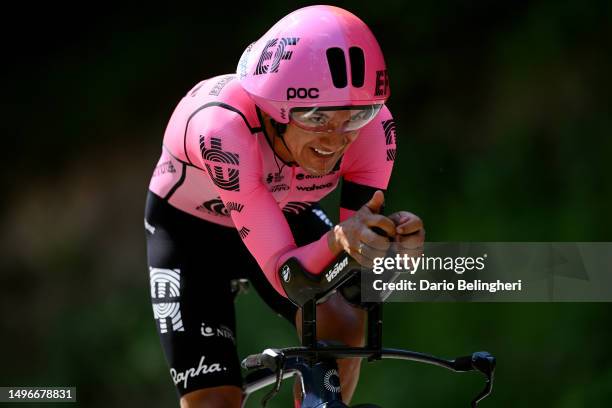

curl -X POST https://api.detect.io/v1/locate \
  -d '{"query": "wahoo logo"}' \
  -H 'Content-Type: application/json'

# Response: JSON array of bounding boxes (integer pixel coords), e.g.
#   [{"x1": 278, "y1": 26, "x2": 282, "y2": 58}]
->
[
  {"x1": 296, "y1": 182, "x2": 333, "y2": 192},
  {"x1": 325, "y1": 257, "x2": 349, "y2": 282},
  {"x1": 254, "y1": 37, "x2": 300, "y2": 75}
]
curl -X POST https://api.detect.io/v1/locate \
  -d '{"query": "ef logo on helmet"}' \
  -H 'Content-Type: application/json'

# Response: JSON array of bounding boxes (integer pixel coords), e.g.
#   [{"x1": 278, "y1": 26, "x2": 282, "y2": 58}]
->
[
  {"x1": 287, "y1": 87, "x2": 319, "y2": 100},
  {"x1": 254, "y1": 38, "x2": 300, "y2": 75}
]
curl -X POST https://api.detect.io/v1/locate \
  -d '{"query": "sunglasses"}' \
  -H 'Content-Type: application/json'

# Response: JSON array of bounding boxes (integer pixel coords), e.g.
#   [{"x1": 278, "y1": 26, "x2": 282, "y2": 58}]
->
[{"x1": 289, "y1": 105, "x2": 383, "y2": 133}]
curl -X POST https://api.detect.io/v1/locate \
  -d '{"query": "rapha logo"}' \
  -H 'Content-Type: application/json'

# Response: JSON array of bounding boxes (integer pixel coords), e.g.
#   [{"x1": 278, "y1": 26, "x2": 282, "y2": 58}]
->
[
  {"x1": 201, "y1": 322, "x2": 235, "y2": 344},
  {"x1": 271, "y1": 183, "x2": 290, "y2": 193},
  {"x1": 170, "y1": 356, "x2": 226, "y2": 389},
  {"x1": 325, "y1": 257, "x2": 348, "y2": 283},
  {"x1": 254, "y1": 37, "x2": 300, "y2": 75}
]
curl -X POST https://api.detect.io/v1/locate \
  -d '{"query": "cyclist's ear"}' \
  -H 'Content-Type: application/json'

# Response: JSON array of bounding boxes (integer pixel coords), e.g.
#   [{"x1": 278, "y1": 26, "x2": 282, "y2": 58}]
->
[{"x1": 364, "y1": 190, "x2": 385, "y2": 214}]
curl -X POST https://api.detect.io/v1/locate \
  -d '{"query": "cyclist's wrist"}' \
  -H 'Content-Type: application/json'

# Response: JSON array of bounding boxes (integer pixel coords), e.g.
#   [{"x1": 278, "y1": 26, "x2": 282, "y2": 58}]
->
[{"x1": 326, "y1": 227, "x2": 344, "y2": 255}]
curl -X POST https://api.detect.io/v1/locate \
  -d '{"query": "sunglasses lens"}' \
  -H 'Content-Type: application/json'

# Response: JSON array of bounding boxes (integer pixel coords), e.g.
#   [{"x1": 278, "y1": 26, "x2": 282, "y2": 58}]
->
[{"x1": 290, "y1": 105, "x2": 383, "y2": 132}]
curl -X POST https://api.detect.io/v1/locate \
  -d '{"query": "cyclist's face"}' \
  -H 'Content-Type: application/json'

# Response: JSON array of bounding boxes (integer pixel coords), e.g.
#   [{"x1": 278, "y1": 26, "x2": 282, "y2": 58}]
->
[{"x1": 284, "y1": 110, "x2": 359, "y2": 176}]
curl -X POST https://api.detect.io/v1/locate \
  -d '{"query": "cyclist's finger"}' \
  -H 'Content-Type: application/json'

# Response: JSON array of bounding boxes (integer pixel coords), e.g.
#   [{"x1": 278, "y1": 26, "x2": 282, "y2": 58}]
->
[
  {"x1": 396, "y1": 228, "x2": 425, "y2": 248},
  {"x1": 396, "y1": 217, "x2": 424, "y2": 236},
  {"x1": 363, "y1": 190, "x2": 385, "y2": 214},
  {"x1": 388, "y1": 211, "x2": 412, "y2": 226},
  {"x1": 364, "y1": 214, "x2": 396, "y2": 238},
  {"x1": 361, "y1": 228, "x2": 392, "y2": 252}
]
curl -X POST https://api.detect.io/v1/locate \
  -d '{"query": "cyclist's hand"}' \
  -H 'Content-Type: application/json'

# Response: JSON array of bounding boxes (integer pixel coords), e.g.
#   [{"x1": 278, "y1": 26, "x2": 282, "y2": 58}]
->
[
  {"x1": 389, "y1": 211, "x2": 425, "y2": 258},
  {"x1": 331, "y1": 190, "x2": 396, "y2": 267}
]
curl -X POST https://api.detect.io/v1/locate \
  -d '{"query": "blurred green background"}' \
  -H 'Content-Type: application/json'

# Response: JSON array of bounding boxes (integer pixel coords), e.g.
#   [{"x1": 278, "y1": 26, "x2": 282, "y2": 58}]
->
[{"x1": 1, "y1": 0, "x2": 611, "y2": 406}]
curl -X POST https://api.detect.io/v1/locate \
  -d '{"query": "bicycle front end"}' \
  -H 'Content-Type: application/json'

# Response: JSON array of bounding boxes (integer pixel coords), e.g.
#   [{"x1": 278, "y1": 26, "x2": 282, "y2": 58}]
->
[{"x1": 241, "y1": 253, "x2": 496, "y2": 407}]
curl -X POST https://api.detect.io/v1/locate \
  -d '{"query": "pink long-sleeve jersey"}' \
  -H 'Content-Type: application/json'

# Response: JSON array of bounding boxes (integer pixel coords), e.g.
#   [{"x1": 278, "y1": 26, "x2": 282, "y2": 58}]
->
[{"x1": 148, "y1": 74, "x2": 397, "y2": 296}]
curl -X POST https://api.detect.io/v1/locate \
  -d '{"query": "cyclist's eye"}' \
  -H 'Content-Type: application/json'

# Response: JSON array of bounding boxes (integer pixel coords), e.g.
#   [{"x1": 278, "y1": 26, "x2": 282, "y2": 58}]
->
[
  {"x1": 350, "y1": 110, "x2": 369, "y2": 121},
  {"x1": 306, "y1": 114, "x2": 329, "y2": 125}
]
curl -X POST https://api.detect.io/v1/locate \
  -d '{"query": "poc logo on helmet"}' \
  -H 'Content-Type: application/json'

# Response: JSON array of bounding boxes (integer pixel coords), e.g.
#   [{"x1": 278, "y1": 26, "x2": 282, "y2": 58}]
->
[{"x1": 287, "y1": 87, "x2": 319, "y2": 100}]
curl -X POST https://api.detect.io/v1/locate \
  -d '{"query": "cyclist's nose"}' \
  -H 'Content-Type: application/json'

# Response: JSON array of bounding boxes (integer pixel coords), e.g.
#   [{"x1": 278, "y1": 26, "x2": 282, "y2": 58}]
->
[{"x1": 317, "y1": 132, "x2": 348, "y2": 150}]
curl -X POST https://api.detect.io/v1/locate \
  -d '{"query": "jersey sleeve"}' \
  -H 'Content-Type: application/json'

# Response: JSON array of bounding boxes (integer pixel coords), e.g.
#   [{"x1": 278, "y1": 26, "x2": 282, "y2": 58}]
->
[
  {"x1": 339, "y1": 105, "x2": 397, "y2": 221},
  {"x1": 190, "y1": 107, "x2": 336, "y2": 297}
]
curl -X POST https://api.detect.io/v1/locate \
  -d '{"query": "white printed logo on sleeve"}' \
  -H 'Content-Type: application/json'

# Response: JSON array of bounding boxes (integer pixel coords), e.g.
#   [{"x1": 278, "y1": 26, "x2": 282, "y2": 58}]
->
[
  {"x1": 171, "y1": 356, "x2": 226, "y2": 389},
  {"x1": 201, "y1": 322, "x2": 236, "y2": 344},
  {"x1": 312, "y1": 208, "x2": 334, "y2": 227},
  {"x1": 149, "y1": 267, "x2": 184, "y2": 333}
]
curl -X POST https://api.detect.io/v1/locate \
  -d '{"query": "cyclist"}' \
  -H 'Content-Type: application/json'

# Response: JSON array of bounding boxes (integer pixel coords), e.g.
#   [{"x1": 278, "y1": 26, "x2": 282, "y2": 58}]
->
[{"x1": 144, "y1": 5, "x2": 424, "y2": 407}]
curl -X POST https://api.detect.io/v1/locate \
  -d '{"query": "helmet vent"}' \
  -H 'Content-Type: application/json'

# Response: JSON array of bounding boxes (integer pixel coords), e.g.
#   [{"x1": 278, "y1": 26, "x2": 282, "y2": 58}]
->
[
  {"x1": 349, "y1": 47, "x2": 365, "y2": 87},
  {"x1": 326, "y1": 47, "x2": 348, "y2": 88}
]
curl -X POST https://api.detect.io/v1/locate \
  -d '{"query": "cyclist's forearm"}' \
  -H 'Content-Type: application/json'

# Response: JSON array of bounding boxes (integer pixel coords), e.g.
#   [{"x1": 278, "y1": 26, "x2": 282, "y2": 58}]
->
[
  {"x1": 327, "y1": 227, "x2": 344, "y2": 255},
  {"x1": 267, "y1": 233, "x2": 339, "y2": 297}
]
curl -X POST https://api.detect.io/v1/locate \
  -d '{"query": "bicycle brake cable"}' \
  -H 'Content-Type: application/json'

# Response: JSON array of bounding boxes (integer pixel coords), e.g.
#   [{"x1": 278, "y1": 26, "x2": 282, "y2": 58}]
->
[{"x1": 261, "y1": 353, "x2": 286, "y2": 407}]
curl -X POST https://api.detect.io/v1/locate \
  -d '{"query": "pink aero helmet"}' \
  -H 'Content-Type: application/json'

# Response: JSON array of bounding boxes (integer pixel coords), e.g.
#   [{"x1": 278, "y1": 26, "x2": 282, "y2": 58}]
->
[{"x1": 236, "y1": 5, "x2": 390, "y2": 124}]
